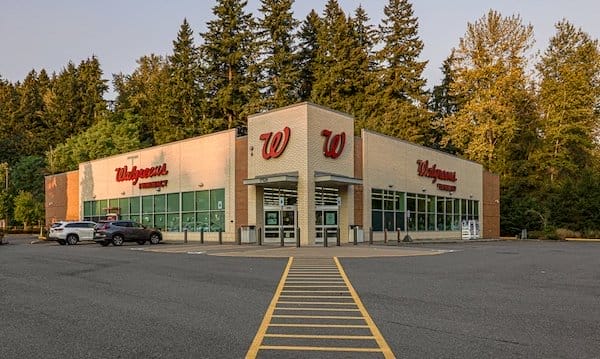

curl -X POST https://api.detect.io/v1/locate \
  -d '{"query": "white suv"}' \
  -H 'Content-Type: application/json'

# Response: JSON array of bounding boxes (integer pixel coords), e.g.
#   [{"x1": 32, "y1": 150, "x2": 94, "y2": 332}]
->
[{"x1": 48, "y1": 221, "x2": 97, "y2": 245}]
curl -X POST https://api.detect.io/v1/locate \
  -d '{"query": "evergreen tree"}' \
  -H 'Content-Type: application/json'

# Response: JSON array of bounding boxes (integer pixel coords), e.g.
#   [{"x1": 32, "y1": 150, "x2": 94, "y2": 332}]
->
[
  {"x1": 113, "y1": 54, "x2": 170, "y2": 146},
  {"x1": 0, "y1": 79, "x2": 19, "y2": 164},
  {"x1": 256, "y1": 0, "x2": 300, "y2": 110},
  {"x1": 77, "y1": 56, "x2": 108, "y2": 125},
  {"x1": 200, "y1": 0, "x2": 259, "y2": 129},
  {"x1": 428, "y1": 53, "x2": 459, "y2": 152},
  {"x1": 365, "y1": 0, "x2": 431, "y2": 144},
  {"x1": 444, "y1": 10, "x2": 536, "y2": 174},
  {"x1": 15, "y1": 70, "x2": 54, "y2": 156},
  {"x1": 296, "y1": 10, "x2": 321, "y2": 101},
  {"x1": 158, "y1": 19, "x2": 204, "y2": 143},
  {"x1": 311, "y1": 0, "x2": 368, "y2": 116},
  {"x1": 534, "y1": 20, "x2": 600, "y2": 184}
]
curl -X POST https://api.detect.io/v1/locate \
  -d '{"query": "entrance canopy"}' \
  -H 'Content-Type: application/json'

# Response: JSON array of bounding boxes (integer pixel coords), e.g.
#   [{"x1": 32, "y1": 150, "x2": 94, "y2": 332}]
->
[
  {"x1": 243, "y1": 171, "x2": 299, "y2": 189},
  {"x1": 314, "y1": 171, "x2": 362, "y2": 187}
]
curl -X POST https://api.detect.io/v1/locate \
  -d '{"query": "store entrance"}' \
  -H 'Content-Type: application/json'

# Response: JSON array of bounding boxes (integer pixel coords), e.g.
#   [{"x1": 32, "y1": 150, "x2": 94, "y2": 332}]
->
[
  {"x1": 315, "y1": 187, "x2": 340, "y2": 244},
  {"x1": 315, "y1": 206, "x2": 338, "y2": 244},
  {"x1": 263, "y1": 187, "x2": 298, "y2": 244},
  {"x1": 264, "y1": 206, "x2": 297, "y2": 244}
]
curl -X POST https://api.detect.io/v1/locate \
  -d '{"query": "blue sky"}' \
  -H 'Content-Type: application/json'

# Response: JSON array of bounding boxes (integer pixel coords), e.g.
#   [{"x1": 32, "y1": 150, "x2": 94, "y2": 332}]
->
[{"x1": 1, "y1": 0, "x2": 599, "y2": 99}]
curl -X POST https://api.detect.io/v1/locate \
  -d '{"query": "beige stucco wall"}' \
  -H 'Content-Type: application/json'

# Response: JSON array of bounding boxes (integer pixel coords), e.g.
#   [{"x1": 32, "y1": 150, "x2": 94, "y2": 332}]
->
[
  {"x1": 79, "y1": 130, "x2": 237, "y2": 241},
  {"x1": 362, "y1": 130, "x2": 484, "y2": 240}
]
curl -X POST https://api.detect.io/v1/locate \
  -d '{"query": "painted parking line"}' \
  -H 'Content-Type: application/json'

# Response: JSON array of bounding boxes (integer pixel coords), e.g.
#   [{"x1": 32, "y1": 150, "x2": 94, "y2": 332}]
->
[{"x1": 246, "y1": 257, "x2": 395, "y2": 358}]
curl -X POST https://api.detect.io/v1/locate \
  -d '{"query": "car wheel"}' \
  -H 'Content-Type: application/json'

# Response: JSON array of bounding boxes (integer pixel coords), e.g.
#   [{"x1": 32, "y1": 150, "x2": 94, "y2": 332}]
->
[
  {"x1": 112, "y1": 234, "x2": 124, "y2": 246},
  {"x1": 136, "y1": 239, "x2": 146, "y2": 245},
  {"x1": 57, "y1": 239, "x2": 66, "y2": 245},
  {"x1": 99, "y1": 240, "x2": 110, "y2": 247},
  {"x1": 149, "y1": 233, "x2": 161, "y2": 245},
  {"x1": 66, "y1": 234, "x2": 78, "y2": 245}
]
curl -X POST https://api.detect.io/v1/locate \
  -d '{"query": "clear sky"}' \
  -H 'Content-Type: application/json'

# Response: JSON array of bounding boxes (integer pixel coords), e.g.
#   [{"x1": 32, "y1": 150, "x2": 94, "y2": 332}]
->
[{"x1": 1, "y1": 0, "x2": 599, "y2": 99}]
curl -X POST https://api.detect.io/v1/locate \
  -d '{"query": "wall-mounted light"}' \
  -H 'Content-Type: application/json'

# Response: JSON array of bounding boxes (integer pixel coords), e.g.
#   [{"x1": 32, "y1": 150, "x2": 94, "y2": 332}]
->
[
  {"x1": 121, "y1": 191, "x2": 126, "y2": 196},
  {"x1": 198, "y1": 183, "x2": 204, "y2": 188},
  {"x1": 388, "y1": 184, "x2": 393, "y2": 189},
  {"x1": 92, "y1": 195, "x2": 96, "y2": 199},
  {"x1": 422, "y1": 188, "x2": 427, "y2": 193},
  {"x1": 449, "y1": 192, "x2": 453, "y2": 195},
  {"x1": 494, "y1": 199, "x2": 500, "y2": 204},
  {"x1": 156, "y1": 188, "x2": 161, "y2": 192},
  {"x1": 249, "y1": 145, "x2": 254, "y2": 157},
  {"x1": 469, "y1": 194, "x2": 473, "y2": 198}
]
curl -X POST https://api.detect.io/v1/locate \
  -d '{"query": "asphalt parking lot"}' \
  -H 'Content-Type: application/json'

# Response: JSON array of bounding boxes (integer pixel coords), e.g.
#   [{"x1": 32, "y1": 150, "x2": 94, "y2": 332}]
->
[{"x1": 1, "y1": 236, "x2": 599, "y2": 358}]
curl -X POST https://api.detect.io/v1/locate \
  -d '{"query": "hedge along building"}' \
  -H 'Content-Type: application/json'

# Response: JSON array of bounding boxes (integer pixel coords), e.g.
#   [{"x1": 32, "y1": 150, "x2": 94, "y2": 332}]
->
[{"x1": 45, "y1": 102, "x2": 500, "y2": 244}]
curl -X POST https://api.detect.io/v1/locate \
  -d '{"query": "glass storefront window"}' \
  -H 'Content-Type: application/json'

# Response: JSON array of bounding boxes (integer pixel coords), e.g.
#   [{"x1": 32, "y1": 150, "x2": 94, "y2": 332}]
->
[
  {"x1": 196, "y1": 212, "x2": 210, "y2": 232},
  {"x1": 372, "y1": 189, "x2": 382, "y2": 210},
  {"x1": 142, "y1": 214, "x2": 153, "y2": 227},
  {"x1": 142, "y1": 196, "x2": 153, "y2": 213},
  {"x1": 84, "y1": 201, "x2": 92, "y2": 217},
  {"x1": 154, "y1": 194, "x2": 166, "y2": 212},
  {"x1": 119, "y1": 198, "x2": 130, "y2": 215},
  {"x1": 167, "y1": 193, "x2": 179, "y2": 212},
  {"x1": 154, "y1": 214, "x2": 165, "y2": 230},
  {"x1": 130, "y1": 197, "x2": 140, "y2": 214},
  {"x1": 427, "y1": 196, "x2": 436, "y2": 213},
  {"x1": 211, "y1": 189, "x2": 225, "y2": 210},
  {"x1": 182, "y1": 192, "x2": 194, "y2": 212},
  {"x1": 196, "y1": 191, "x2": 209, "y2": 211},
  {"x1": 167, "y1": 213, "x2": 180, "y2": 232},
  {"x1": 395, "y1": 192, "x2": 405, "y2": 211},
  {"x1": 372, "y1": 211, "x2": 383, "y2": 231},
  {"x1": 210, "y1": 211, "x2": 224, "y2": 232},
  {"x1": 182, "y1": 212, "x2": 195, "y2": 231}
]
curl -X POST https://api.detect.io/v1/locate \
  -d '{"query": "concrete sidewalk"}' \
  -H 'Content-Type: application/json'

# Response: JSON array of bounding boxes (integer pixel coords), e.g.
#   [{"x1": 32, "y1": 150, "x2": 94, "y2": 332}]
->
[{"x1": 146, "y1": 241, "x2": 467, "y2": 258}]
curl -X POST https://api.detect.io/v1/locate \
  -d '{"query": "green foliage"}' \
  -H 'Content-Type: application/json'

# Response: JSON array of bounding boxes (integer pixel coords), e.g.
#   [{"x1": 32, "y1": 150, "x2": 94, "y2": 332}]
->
[
  {"x1": 10, "y1": 156, "x2": 46, "y2": 202},
  {"x1": 159, "y1": 19, "x2": 205, "y2": 143},
  {"x1": 296, "y1": 10, "x2": 321, "y2": 101},
  {"x1": 200, "y1": 0, "x2": 259, "y2": 129},
  {"x1": 13, "y1": 191, "x2": 43, "y2": 229},
  {"x1": 362, "y1": 0, "x2": 431, "y2": 143},
  {"x1": 113, "y1": 54, "x2": 170, "y2": 146},
  {"x1": 534, "y1": 20, "x2": 600, "y2": 184},
  {"x1": 46, "y1": 113, "x2": 142, "y2": 174},
  {"x1": 445, "y1": 10, "x2": 536, "y2": 174},
  {"x1": 0, "y1": 191, "x2": 11, "y2": 223}
]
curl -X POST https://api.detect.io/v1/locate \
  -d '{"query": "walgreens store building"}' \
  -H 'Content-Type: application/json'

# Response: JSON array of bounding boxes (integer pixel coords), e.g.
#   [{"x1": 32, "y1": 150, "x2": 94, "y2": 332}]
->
[{"x1": 45, "y1": 103, "x2": 500, "y2": 244}]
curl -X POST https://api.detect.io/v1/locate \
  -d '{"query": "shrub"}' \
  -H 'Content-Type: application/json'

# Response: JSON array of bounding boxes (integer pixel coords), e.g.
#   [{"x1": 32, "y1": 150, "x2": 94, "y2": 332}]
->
[{"x1": 554, "y1": 228, "x2": 581, "y2": 240}]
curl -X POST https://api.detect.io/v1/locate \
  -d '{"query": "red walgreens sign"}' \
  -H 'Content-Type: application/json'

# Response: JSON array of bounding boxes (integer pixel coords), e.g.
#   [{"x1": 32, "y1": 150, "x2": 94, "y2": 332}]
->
[
  {"x1": 321, "y1": 130, "x2": 346, "y2": 159},
  {"x1": 260, "y1": 127, "x2": 291, "y2": 159},
  {"x1": 416, "y1": 160, "x2": 457, "y2": 192},
  {"x1": 115, "y1": 163, "x2": 169, "y2": 185}
]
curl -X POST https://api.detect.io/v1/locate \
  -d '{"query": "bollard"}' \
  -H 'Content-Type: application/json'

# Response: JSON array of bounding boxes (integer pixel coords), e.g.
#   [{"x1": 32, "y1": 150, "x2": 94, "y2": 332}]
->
[
  {"x1": 184, "y1": 228, "x2": 188, "y2": 244},
  {"x1": 237, "y1": 227, "x2": 241, "y2": 245},
  {"x1": 218, "y1": 230, "x2": 222, "y2": 244},
  {"x1": 353, "y1": 226, "x2": 358, "y2": 245},
  {"x1": 397, "y1": 228, "x2": 401, "y2": 245},
  {"x1": 200, "y1": 228, "x2": 204, "y2": 244},
  {"x1": 324, "y1": 227, "x2": 328, "y2": 247},
  {"x1": 384, "y1": 229, "x2": 388, "y2": 244},
  {"x1": 336, "y1": 226, "x2": 340, "y2": 246},
  {"x1": 258, "y1": 227, "x2": 262, "y2": 246},
  {"x1": 280, "y1": 227, "x2": 284, "y2": 247},
  {"x1": 296, "y1": 227, "x2": 300, "y2": 248},
  {"x1": 369, "y1": 227, "x2": 373, "y2": 245}
]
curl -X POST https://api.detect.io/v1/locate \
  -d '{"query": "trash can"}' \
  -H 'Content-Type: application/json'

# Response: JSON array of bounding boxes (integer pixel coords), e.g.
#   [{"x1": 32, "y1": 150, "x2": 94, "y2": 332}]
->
[
  {"x1": 348, "y1": 225, "x2": 364, "y2": 243},
  {"x1": 241, "y1": 225, "x2": 256, "y2": 243}
]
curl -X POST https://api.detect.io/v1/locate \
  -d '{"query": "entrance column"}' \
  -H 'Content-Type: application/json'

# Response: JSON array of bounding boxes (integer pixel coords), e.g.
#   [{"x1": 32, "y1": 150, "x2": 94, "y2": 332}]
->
[
  {"x1": 297, "y1": 173, "x2": 315, "y2": 246},
  {"x1": 248, "y1": 186, "x2": 264, "y2": 238},
  {"x1": 339, "y1": 186, "x2": 353, "y2": 242}
]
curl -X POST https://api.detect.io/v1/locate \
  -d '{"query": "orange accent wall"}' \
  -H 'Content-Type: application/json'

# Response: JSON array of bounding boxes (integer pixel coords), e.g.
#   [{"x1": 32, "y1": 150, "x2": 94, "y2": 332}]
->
[
  {"x1": 45, "y1": 171, "x2": 79, "y2": 225},
  {"x1": 235, "y1": 137, "x2": 248, "y2": 231},
  {"x1": 354, "y1": 137, "x2": 363, "y2": 226},
  {"x1": 482, "y1": 170, "x2": 500, "y2": 238}
]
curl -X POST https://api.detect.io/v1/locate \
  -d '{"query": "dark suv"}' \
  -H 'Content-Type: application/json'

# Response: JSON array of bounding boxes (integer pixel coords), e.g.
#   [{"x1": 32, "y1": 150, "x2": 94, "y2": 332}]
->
[{"x1": 94, "y1": 220, "x2": 162, "y2": 246}]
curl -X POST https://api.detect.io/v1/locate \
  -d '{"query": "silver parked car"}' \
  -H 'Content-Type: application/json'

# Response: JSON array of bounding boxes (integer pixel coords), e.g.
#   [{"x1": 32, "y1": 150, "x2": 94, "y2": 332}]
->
[{"x1": 48, "y1": 221, "x2": 97, "y2": 245}]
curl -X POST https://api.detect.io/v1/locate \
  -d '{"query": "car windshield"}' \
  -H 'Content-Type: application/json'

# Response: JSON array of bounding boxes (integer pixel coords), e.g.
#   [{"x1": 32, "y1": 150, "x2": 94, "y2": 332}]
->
[{"x1": 50, "y1": 222, "x2": 64, "y2": 228}]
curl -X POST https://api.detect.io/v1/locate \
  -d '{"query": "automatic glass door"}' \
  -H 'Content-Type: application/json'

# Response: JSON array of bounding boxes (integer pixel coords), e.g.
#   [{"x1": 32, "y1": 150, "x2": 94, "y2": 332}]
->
[
  {"x1": 264, "y1": 206, "x2": 296, "y2": 244},
  {"x1": 315, "y1": 206, "x2": 338, "y2": 244}
]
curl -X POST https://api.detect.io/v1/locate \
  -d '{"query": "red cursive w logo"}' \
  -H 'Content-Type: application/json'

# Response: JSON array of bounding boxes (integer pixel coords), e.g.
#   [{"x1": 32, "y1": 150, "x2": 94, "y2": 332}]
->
[
  {"x1": 260, "y1": 127, "x2": 291, "y2": 159},
  {"x1": 321, "y1": 130, "x2": 346, "y2": 159}
]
